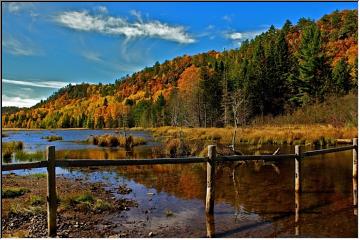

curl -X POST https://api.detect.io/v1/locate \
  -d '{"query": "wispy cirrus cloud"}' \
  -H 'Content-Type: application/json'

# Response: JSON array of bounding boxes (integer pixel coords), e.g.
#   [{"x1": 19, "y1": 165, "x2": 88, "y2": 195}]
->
[
  {"x1": 54, "y1": 10, "x2": 195, "y2": 44},
  {"x1": 2, "y1": 36, "x2": 41, "y2": 56},
  {"x1": 81, "y1": 51, "x2": 103, "y2": 62},
  {"x1": 3, "y1": 79, "x2": 70, "y2": 89},
  {"x1": 5, "y1": 2, "x2": 33, "y2": 13}
]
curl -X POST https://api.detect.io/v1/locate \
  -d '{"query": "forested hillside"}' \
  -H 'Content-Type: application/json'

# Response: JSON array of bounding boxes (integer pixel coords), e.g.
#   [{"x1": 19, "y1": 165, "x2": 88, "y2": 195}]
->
[{"x1": 2, "y1": 9, "x2": 357, "y2": 129}]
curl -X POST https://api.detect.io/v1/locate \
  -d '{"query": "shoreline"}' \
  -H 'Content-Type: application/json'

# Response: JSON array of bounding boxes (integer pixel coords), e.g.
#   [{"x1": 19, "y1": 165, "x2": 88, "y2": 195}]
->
[{"x1": 2, "y1": 125, "x2": 357, "y2": 147}]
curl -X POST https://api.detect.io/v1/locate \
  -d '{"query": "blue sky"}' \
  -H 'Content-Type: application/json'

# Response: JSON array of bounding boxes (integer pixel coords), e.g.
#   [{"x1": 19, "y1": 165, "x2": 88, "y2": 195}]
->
[{"x1": 2, "y1": 2, "x2": 357, "y2": 107}]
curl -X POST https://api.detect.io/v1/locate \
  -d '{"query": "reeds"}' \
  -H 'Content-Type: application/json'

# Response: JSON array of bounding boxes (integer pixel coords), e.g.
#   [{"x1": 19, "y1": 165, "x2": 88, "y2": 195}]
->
[{"x1": 2, "y1": 141, "x2": 24, "y2": 160}]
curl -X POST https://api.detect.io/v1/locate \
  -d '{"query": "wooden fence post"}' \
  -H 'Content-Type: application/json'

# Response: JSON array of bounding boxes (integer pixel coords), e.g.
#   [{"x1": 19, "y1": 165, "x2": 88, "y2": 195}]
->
[
  {"x1": 353, "y1": 138, "x2": 358, "y2": 178},
  {"x1": 295, "y1": 145, "x2": 302, "y2": 193},
  {"x1": 206, "y1": 145, "x2": 216, "y2": 214},
  {"x1": 47, "y1": 146, "x2": 57, "y2": 237}
]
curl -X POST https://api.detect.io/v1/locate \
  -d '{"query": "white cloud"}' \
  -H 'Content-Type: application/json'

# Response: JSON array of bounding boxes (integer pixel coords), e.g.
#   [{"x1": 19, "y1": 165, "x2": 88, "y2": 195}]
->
[
  {"x1": 228, "y1": 32, "x2": 243, "y2": 40},
  {"x1": 2, "y1": 95, "x2": 42, "y2": 108},
  {"x1": 3, "y1": 79, "x2": 70, "y2": 89},
  {"x1": 55, "y1": 11, "x2": 195, "y2": 44},
  {"x1": 96, "y1": 6, "x2": 108, "y2": 14},
  {"x1": 226, "y1": 30, "x2": 265, "y2": 43},
  {"x1": 2, "y1": 36, "x2": 39, "y2": 56}
]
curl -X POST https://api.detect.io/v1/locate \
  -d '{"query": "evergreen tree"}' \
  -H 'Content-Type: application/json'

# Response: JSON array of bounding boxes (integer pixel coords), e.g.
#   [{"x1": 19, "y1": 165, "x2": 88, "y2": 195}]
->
[
  {"x1": 245, "y1": 40, "x2": 267, "y2": 118},
  {"x1": 282, "y1": 19, "x2": 293, "y2": 33},
  {"x1": 296, "y1": 22, "x2": 331, "y2": 105},
  {"x1": 332, "y1": 58, "x2": 352, "y2": 95}
]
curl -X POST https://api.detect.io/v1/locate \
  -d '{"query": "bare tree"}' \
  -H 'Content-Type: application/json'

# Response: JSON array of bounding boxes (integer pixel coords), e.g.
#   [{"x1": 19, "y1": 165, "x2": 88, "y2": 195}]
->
[
  {"x1": 230, "y1": 88, "x2": 250, "y2": 151},
  {"x1": 168, "y1": 89, "x2": 181, "y2": 126}
]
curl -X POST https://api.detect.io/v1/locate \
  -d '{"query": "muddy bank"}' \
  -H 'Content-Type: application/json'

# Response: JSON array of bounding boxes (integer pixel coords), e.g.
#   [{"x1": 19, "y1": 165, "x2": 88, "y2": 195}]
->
[{"x1": 1, "y1": 174, "x2": 173, "y2": 238}]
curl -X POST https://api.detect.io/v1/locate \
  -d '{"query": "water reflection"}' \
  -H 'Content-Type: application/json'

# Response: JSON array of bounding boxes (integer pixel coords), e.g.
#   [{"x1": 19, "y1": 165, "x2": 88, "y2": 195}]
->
[
  {"x1": 206, "y1": 213, "x2": 215, "y2": 237},
  {"x1": 295, "y1": 192, "x2": 300, "y2": 236},
  {"x1": 353, "y1": 177, "x2": 357, "y2": 216},
  {"x1": 2, "y1": 130, "x2": 357, "y2": 237}
]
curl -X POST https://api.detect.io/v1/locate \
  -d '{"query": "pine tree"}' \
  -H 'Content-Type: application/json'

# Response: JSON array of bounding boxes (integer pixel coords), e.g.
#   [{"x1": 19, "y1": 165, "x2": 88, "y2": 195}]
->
[
  {"x1": 296, "y1": 22, "x2": 331, "y2": 105},
  {"x1": 245, "y1": 40, "x2": 267, "y2": 118},
  {"x1": 282, "y1": 20, "x2": 293, "y2": 33},
  {"x1": 332, "y1": 58, "x2": 352, "y2": 95}
]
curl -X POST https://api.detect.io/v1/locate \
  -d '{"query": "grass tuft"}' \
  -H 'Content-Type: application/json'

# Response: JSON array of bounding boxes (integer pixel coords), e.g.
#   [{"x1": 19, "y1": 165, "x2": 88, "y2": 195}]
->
[
  {"x1": 29, "y1": 195, "x2": 45, "y2": 206},
  {"x1": 2, "y1": 187, "x2": 30, "y2": 198}
]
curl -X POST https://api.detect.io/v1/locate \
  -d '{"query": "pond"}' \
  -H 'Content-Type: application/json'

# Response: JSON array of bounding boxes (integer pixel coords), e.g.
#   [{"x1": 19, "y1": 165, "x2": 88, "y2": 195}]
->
[{"x1": 2, "y1": 129, "x2": 357, "y2": 237}]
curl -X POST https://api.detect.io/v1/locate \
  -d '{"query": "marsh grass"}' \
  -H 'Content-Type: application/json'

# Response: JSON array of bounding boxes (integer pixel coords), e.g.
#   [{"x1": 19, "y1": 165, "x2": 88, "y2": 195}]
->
[
  {"x1": 150, "y1": 125, "x2": 357, "y2": 147},
  {"x1": 14, "y1": 151, "x2": 44, "y2": 161}
]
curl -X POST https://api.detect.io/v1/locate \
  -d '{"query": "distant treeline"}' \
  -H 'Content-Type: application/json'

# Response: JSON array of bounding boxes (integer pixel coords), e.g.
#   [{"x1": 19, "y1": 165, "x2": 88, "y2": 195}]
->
[{"x1": 2, "y1": 10, "x2": 357, "y2": 129}]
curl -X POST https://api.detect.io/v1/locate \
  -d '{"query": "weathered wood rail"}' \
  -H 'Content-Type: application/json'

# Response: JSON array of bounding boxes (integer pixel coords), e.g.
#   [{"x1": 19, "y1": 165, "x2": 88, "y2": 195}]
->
[{"x1": 1, "y1": 138, "x2": 358, "y2": 237}]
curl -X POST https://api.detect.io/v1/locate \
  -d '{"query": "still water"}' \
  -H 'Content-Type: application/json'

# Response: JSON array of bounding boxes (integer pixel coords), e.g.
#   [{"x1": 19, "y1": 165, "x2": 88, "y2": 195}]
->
[{"x1": 2, "y1": 129, "x2": 357, "y2": 237}]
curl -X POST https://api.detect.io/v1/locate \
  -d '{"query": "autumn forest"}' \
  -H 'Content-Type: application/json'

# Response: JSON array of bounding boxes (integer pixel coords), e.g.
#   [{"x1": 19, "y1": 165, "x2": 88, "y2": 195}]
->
[{"x1": 2, "y1": 9, "x2": 358, "y2": 129}]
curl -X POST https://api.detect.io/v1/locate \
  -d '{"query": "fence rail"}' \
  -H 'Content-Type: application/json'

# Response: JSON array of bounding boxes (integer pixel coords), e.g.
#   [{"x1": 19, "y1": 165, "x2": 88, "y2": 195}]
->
[
  {"x1": 2, "y1": 160, "x2": 48, "y2": 171},
  {"x1": 302, "y1": 145, "x2": 355, "y2": 157},
  {"x1": 1, "y1": 138, "x2": 358, "y2": 237}
]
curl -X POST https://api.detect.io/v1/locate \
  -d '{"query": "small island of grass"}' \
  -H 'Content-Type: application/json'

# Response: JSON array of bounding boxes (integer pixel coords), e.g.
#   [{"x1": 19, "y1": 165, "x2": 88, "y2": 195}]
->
[
  {"x1": 87, "y1": 134, "x2": 146, "y2": 148},
  {"x1": 42, "y1": 135, "x2": 63, "y2": 142}
]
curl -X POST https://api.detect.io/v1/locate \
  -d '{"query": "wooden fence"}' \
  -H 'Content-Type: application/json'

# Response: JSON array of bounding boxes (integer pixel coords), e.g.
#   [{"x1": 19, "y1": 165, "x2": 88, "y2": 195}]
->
[{"x1": 1, "y1": 138, "x2": 358, "y2": 237}]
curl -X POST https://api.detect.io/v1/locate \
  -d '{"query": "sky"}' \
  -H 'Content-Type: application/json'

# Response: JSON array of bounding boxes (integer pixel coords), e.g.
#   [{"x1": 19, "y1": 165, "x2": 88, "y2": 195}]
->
[{"x1": 2, "y1": 2, "x2": 357, "y2": 107}]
